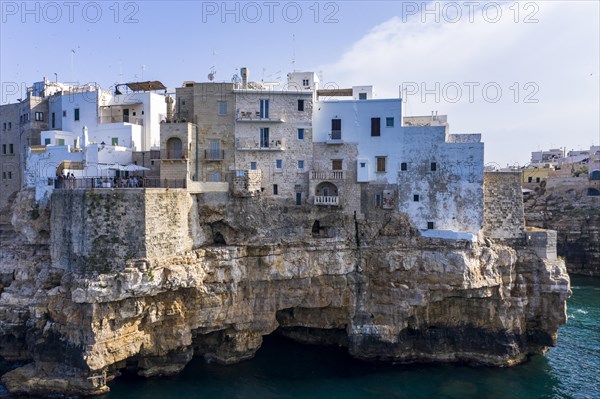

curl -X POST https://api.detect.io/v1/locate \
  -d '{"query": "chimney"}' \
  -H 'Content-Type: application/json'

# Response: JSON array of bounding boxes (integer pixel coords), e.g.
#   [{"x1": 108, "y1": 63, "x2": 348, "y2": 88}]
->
[{"x1": 241, "y1": 67, "x2": 248, "y2": 89}]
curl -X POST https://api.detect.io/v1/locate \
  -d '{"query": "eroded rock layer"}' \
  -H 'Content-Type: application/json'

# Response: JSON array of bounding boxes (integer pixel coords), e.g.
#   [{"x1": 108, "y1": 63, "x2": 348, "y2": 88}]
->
[{"x1": 0, "y1": 189, "x2": 570, "y2": 396}]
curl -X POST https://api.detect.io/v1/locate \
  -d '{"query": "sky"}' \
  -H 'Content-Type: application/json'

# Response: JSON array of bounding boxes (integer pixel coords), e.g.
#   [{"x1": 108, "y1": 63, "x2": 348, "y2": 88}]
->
[{"x1": 1, "y1": 0, "x2": 599, "y2": 166}]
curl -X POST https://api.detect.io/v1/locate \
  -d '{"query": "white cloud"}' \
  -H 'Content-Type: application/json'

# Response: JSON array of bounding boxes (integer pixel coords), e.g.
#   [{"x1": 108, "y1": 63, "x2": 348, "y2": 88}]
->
[{"x1": 318, "y1": 1, "x2": 600, "y2": 165}]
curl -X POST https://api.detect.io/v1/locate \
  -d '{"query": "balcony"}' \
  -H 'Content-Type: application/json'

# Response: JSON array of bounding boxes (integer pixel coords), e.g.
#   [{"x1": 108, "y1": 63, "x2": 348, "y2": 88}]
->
[
  {"x1": 204, "y1": 149, "x2": 225, "y2": 161},
  {"x1": 314, "y1": 196, "x2": 339, "y2": 206},
  {"x1": 98, "y1": 115, "x2": 143, "y2": 125},
  {"x1": 326, "y1": 130, "x2": 343, "y2": 144},
  {"x1": 236, "y1": 110, "x2": 284, "y2": 123},
  {"x1": 311, "y1": 170, "x2": 344, "y2": 180},
  {"x1": 236, "y1": 138, "x2": 286, "y2": 151},
  {"x1": 160, "y1": 149, "x2": 189, "y2": 161}
]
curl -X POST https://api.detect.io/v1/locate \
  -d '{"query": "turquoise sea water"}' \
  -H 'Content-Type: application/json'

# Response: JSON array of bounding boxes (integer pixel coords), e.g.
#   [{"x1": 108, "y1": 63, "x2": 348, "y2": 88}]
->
[{"x1": 1, "y1": 276, "x2": 598, "y2": 398}]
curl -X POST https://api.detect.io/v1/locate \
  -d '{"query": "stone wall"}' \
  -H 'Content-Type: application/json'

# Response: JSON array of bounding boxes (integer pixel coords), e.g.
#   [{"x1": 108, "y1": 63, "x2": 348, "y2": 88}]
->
[
  {"x1": 50, "y1": 189, "x2": 193, "y2": 275},
  {"x1": 524, "y1": 179, "x2": 600, "y2": 276},
  {"x1": 525, "y1": 230, "x2": 557, "y2": 260},
  {"x1": 483, "y1": 171, "x2": 525, "y2": 239},
  {"x1": 232, "y1": 170, "x2": 262, "y2": 197}
]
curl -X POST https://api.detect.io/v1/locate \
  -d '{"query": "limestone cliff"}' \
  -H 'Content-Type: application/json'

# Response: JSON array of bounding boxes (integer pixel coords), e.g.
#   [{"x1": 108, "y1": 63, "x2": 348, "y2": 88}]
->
[
  {"x1": 524, "y1": 181, "x2": 600, "y2": 276},
  {"x1": 0, "y1": 189, "x2": 570, "y2": 396}
]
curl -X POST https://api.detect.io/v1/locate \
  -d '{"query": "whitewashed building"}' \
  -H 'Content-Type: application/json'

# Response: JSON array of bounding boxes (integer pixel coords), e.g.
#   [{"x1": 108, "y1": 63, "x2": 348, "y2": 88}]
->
[
  {"x1": 312, "y1": 86, "x2": 484, "y2": 236},
  {"x1": 25, "y1": 81, "x2": 167, "y2": 202}
]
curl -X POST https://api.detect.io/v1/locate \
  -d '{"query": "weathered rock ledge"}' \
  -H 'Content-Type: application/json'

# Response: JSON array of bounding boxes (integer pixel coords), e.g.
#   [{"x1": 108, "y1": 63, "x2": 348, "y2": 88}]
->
[{"x1": 0, "y1": 189, "x2": 570, "y2": 396}]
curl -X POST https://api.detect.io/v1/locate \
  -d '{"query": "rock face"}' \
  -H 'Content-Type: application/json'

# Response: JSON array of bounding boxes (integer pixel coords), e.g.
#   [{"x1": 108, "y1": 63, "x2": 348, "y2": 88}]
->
[
  {"x1": 0, "y1": 188, "x2": 570, "y2": 396},
  {"x1": 524, "y1": 181, "x2": 600, "y2": 276}
]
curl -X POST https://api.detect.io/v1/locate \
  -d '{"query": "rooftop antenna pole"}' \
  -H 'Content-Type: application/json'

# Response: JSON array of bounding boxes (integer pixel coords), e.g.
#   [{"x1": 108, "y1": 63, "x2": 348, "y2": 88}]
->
[
  {"x1": 292, "y1": 34, "x2": 296, "y2": 72},
  {"x1": 70, "y1": 49, "x2": 75, "y2": 82},
  {"x1": 119, "y1": 59, "x2": 123, "y2": 83},
  {"x1": 141, "y1": 65, "x2": 145, "y2": 80}
]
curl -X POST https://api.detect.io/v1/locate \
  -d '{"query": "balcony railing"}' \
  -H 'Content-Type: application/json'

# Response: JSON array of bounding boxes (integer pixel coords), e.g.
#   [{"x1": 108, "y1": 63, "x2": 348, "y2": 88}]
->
[
  {"x1": 236, "y1": 110, "x2": 284, "y2": 122},
  {"x1": 204, "y1": 149, "x2": 225, "y2": 161},
  {"x1": 161, "y1": 149, "x2": 189, "y2": 160},
  {"x1": 98, "y1": 116, "x2": 144, "y2": 125},
  {"x1": 236, "y1": 138, "x2": 286, "y2": 150},
  {"x1": 331, "y1": 130, "x2": 342, "y2": 140},
  {"x1": 311, "y1": 170, "x2": 344, "y2": 180},
  {"x1": 314, "y1": 196, "x2": 339, "y2": 206},
  {"x1": 54, "y1": 177, "x2": 186, "y2": 189}
]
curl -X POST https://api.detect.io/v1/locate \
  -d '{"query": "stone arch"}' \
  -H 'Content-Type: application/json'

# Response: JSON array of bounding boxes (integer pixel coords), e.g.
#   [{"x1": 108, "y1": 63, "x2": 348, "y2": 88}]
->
[
  {"x1": 166, "y1": 137, "x2": 183, "y2": 159},
  {"x1": 315, "y1": 182, "x2": 338, "y2": 197}
]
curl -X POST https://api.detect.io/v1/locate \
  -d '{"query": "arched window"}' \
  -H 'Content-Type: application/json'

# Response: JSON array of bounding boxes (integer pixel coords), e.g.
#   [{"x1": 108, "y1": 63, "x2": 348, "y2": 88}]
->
[{"x1": 167, "y1": 137, "x2": 183, "y2": 159}]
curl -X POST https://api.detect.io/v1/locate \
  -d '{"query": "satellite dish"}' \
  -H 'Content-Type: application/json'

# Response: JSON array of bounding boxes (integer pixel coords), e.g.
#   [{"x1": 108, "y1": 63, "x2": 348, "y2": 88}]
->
[{"x1": 208, "y1": 72, "x2": 215, "y2": 81}]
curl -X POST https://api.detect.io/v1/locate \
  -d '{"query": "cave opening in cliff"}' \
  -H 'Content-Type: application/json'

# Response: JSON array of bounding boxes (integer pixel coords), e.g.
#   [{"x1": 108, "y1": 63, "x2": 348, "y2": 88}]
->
[{"x1": 213, "y1": 231, "x2": 226, "y2": 245}]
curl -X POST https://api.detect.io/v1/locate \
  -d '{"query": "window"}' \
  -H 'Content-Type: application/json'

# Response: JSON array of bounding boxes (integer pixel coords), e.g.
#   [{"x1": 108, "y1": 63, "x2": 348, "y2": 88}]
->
[
  {"x1": 8, "y1": 171, "x2": 12, "y2": 179},
  {"x1": 1, "y1": 144, "x2": 5, "y2": 154},
  {"x1": 57, "y1": 139, "x2": 65, "y2": 146},
  {"x1": 74, "y1": 108, "x2": 80, "y2": 121},
  {"x1": 332, "y1": 159, "x2": 343, "y2": 170},
  {"x1": 112, "y1": 137, "x2": 119, "y2": 146},
  {"x1": 209, "y1": 172, "x2": 221, "y2": 182},
  {"x1": 536, "y1": 177, "x2": 541, "y2": 183},
  {"x1": 44, "y1": 138, "x2": 51, "y2": 145},
  {"x1": 250, "y1": 162, "x2": 257, "y2": 170},
  {"x1": 260, "y1": 127, "x2": 270, "y2": 147},
  {"x1": 386, "y1": 117, "x2": 394, "y2": 127},
  {"x1": 298, "y1": 160, "x2": 305, "y2": 169},
  {"x1": 431, "y1": 162, "x2": 437, "y2": 171},
  {"x1": 273, "y1": 184, "x2": 278, "y2": 195},
  {"x1": 302, "y1": 79, "x2": 309, "y2": 86},
  {"x1": 297, "y1": 99, "x2": 305, "y2": 111},
  {"x1": 331, "y1": 119, "x2": 341, "y2": 140},
  {"x1": 401, "y1": 162, "x2": 407, "y2": 171},
  {"x1": 413, "y1": 194, "x2": 419, "y2": 202},
  {"x1": 297, "y1": 128, "x2": 305, "y2": 140},
  {"x1": 51, "y1": 112, "x2": 56, "y2": 128},
  {"x1": 208, "y1": 141, "x2": 221, "y2": 160},
  {"x1": 259, "y1": 99, "x2": 269, "y2": 118},
  {"x1": 7, "y1": 122, "x2": 11, "y2": 129},
  {"x1": 375, "y1": 194, "x2": 382, "y2": 207},
  {"x1": 9, "y1": 144, "x2": 13, "y2": 154},
  {"x1": 218, "y1": 101, "x2": 227, "y2": 115},
  {"x1": 371, "y1": 117, "x2": 381, "y2": 136},
  {"x1": 62, "y1": 110, "x2": 66, "y2": 117},
  {"x1": 376, "y1": 156, "x2": 386, "y2": 172},
  {"x1": 427, "y1": 221, "x2": 435, "y2": 230},
  {"x1": 296, "y1": 192, "x2": 302, "y2": 205},
  {"x1": 275, "y1": 159, "x2": 282, "y2": 169},
  {"x1": 34, "y1": 111, "x2": 43, "y2": 121},
  {"x1": 528, "y1": 176, "x2": 533, "y2": 183},
  {"x1": 359, "y1": 92, "x2": 367, "y2": 100}
]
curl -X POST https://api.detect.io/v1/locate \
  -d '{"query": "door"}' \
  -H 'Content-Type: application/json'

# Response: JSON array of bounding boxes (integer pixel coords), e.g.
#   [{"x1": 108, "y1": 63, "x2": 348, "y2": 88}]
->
[
  {"x1": 259, "y1": 99, "x2": 269, "y2": 119},
  {"x1": 260, "y1": 128, "x2": 270, "y2": 148},
  {"x1": 209, "y1": 141, "x2": 220, "y2": 160},
  {"x1": 123, "y1": 109, "x2": 130, "y2": 123}
]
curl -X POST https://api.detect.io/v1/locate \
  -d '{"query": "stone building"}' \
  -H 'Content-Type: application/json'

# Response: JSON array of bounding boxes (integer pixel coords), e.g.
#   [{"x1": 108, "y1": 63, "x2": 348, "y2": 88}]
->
[
  {"x1": 174, "y1": 82, "x2": 236, "y2": 182},
  {"x1": 0, "y1": 80, "x2": 51, "y2": 213},
  {"x1": 233, "y1": 72, "x2": 316, "y2": 203}
]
